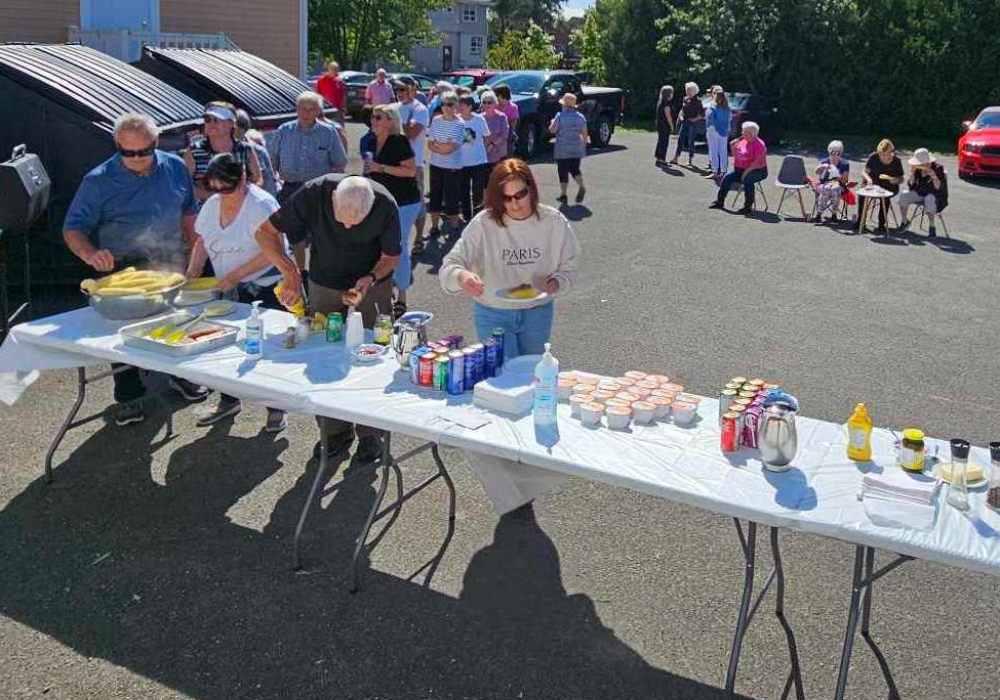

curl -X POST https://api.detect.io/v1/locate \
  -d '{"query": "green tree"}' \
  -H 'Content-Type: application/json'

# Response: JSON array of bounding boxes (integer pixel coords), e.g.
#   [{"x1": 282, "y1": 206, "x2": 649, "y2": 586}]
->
[
  {"x1": 485, "y1": 21, "x2": 564, "y2": 70},
  {"x1": 309, "y1": 0, "x2": 451, "y2": 70},
  {"x1": 572, "y1": 7, "x2": 607, "y2": 81},
  {"x1": 490, "y1": 0, "x2": 565, "y2": 36}
]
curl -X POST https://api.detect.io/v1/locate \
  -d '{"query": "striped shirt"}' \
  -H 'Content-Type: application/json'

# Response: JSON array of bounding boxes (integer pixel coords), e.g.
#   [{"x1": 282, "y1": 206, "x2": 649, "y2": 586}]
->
[
  {"x1": 265, "y1": 118, "x2": 347, "y2": 183},
  {"x1": 427, "y1": 116, "x2": 466, "y2": 170}
]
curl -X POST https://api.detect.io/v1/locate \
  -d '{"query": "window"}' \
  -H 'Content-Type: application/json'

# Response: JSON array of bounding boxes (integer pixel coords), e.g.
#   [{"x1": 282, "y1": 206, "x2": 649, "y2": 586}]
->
[
  {"x1": 469, "y1": 35, "x2": 484, "y2": 55},
  {"x1": 462, "y1": 5, "x2": 477, "y2": 22}
]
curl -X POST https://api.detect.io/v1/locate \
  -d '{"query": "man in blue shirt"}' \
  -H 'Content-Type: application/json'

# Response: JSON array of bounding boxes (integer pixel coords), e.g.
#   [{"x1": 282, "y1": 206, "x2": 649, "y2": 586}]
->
[{"x1": 63, "y1": 112, "x2": 209, "y2": 426}]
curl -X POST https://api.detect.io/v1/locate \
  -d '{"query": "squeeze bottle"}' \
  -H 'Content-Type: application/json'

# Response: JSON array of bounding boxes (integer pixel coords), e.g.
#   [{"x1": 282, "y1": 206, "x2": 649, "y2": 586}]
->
[
  {"x1": 533, "y1": 343, "x2": 559, "y2": 425},
  {"x1": 245, "y1": 300, "x2": 263, "y2": 358},
  {"x1": 846, "y1": 403, "x2": 873, "y2": 462},
  {"x1": 344, "y1": 306, "x2": 364, "y2": 353}
]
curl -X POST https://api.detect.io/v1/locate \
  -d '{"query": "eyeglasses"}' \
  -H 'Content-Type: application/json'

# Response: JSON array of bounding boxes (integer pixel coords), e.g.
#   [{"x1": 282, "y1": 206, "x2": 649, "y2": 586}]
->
[
  {"x1": 118, "y1": 144, "x2": 156, "y2": 158},
  {"x1": 442, "y1": 101, "x2": 457, "y2": 107},
  {"x1": 503, "y1": 187, "x2": 530, "y2": 203}
]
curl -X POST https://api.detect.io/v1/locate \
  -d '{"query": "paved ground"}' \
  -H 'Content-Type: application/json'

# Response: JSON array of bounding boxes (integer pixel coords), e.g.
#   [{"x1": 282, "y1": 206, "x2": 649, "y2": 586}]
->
[{"x1": 2, "y1": 124, "x2": 999, "y2": 700}]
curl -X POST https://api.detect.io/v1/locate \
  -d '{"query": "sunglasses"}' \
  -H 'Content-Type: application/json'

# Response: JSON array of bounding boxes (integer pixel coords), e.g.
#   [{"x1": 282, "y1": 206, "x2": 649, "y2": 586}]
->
[
  {"x1": 206, "y1": 182, "x2": 240, "y2": 194},
  {"x1": 372, "y1": 114, "x2": 385, "y2": 121},
  {"x1": 118, "y1": 145, "x2": 156, "y2": 158},
  {"x1": 503, "y1": 187, "x2": 530, "y2": 203},
  {"x1": 442, "y1": 101, "x2": 457, "y2": 107}
]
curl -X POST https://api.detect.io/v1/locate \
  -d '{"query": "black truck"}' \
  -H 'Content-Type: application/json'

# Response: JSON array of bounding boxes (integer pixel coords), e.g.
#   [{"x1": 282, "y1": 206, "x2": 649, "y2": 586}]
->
[{"x1": 483, "y1": 71, "x2": 625, "y2": 158}]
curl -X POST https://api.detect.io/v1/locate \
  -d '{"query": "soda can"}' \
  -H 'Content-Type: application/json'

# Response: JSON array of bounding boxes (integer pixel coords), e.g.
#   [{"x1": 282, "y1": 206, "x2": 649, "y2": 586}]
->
[
  {"x1": 719, "y1": 388, "x2": 738, "y2": 421},
  {"x1": 721, "y1": 411, "x2": 739, "y2": 452},
  {"x1": 469, "y1": 343, "x2": 485, "y2": 383},
  {"x1": 326, "y1": 312, "x2": 343, "y2": 342},
  {"x1": 462, "y1": 348, "x2": 477, "y2": 391},
  {"x1": 743, "y1": 405, "x2": 763, "y2": 449},
  {"x1": 419, "y1": 352, "x2": 437, "y2": 387},
  {"x1": 724, "y1": 381, "x2": 743, "y2": 392},
  {"x1": 749, "y1": 378, "x2": 765, "y2": 388},
  {"x1": 733, "y1": 397, "x2": 753, "y2": 408},
  {"x1": 447, "y1": 351, "x2": 465, "y2": 395},
  {"x1": 730, "y1": 376, "x2": 748, "y2": 386},
  {"x1": 490, "y1": 328, "x2": 506, "y2": 365},
  {"x1": 729, "y1": 404, "x2": 747, "y2": 448},
  {"x1": 433, "y1": 356, "x2": 450, "y2": 391},
  {"x1": 484, "y1": 339, "x2": 500, "y2": 378},
  {"x1": 738, "y1": 390, "x2": 758, "y2": 400},
  {"x1": 409, "y1": 347, "x2": 428, "y2": 385}
]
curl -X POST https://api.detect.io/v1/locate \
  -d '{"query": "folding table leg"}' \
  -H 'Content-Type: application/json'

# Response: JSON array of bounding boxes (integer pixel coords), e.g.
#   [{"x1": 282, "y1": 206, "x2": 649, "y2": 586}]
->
[
  {"x1": 834, "y1": 545, "x2": 867, "y2": 700},
  {"x1": 726, "y1": 519, "x2": 757, "y2": 695},
  {"x1": 349, "y1": 432, "x2": 393, "y2": 593},
  {"x1": 44, "y1": 367, "x2": 87, "y2": 484},
  {"x1": 861, "y1": 546, "x2": 875, "y2": 636},
  {"x1": 292, "y1": 420, "x2": 333, "y2": 570}
]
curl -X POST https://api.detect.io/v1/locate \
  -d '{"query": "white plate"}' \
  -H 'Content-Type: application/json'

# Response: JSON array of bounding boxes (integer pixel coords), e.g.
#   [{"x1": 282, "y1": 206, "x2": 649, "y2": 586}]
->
[
  {"x1": 351, "y1": 343, "x2": 389, "y2": 363},
  {"x1": 935, "y1": 461, "x2": 988, "y2": 489},
  {"x1": 494, "y1": 287, "x2": 549, "y2": 307}
]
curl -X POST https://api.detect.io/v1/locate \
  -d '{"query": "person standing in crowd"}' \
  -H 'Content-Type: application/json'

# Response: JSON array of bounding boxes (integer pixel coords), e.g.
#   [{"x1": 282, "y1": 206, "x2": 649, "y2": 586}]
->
[
  {"x1": 255, "y1": 176, "x2": 400, "y2": 463},
  {"x1": 316, "y1": 61, "x2": 346, "y2": 116},
  {"x1": 812, "y1": 140, "x2": 849, "y2": 223},
  {"x1": 183, "y1": 101, "x2": 264, "y2": 203},
  {"x1": 426, "y1": 91, "x2": 466, "y2": 238},
  {"x1": 234, "y1": 108, "x2": 278, "y2": 198},
  {"x1": 184, "y1": 154, "x2": 289, "y2": 431},
  {"x1": 427, "y1": 80, "x2": 453, "y2": 117},
  {"x1": 898, "y1": 148, "x2": 948, "y2": 237},
  {"x1": 458, "y1": 95, "x2": 491, "y2": 223},
  {"x1": 480, "y1": 90, "x2": 510, "y2": 168},
  {"x1": 63, "y1": 113, "x2": 208, "y2": 426},
  {"x1": 368, "y1": 104, "x2": 421, "y2": 318},
  {"x1": 495, "y1": 85, "x2": 520, "y2": 157},
  {"x1": 396, "y1": 82, "x2": 430, "y2": 255},
  {"x1": 549, "y1": 93, "x2": 589, "y2": 204},
  {"x1": 440, "y1": 159, "x2": 580, "y2": 359},
  {"x1": 704, "y1": 87, "x2": 732, "y2": 181},
  {"x1": 669, "y1": 82, "x2": 704, "y2": 167},
  {"x1": 365, "y1": 68, "x2": 395, "y2": 108},
  {"x1": 654, "y1": 85, "x2": 675, "y2": 166},
  {"x1": 856, "y1": 138, "x2": 904, "y2": 234},
  {"x1": 710, "y1": 121, "x2": 768, "y2": 214},
  {"x1": 266, "y1": 91, "x2": 348, "y2": 205}
]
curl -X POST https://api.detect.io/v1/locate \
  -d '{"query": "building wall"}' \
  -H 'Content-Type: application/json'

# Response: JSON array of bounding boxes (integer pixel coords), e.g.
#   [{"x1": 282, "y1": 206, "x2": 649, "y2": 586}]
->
[
  {"x1": 160, "y1": 0, "x2": 301, "y2": 76},
  {"x1": 415, "y1": 2, "x2": 489, "y2": 72},
  {"x1": 0, "y1": 0, "x2": 79, "y2": 44}
]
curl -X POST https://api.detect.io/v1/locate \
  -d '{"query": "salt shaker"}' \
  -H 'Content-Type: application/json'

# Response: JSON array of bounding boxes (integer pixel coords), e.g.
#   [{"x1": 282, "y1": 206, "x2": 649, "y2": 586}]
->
[
  {"x1": 987, "y1": 442, "x2": 1000, "y2": 511},
  {"x1": 946, "y1": 438, "x2": 971, "y2": 511}
]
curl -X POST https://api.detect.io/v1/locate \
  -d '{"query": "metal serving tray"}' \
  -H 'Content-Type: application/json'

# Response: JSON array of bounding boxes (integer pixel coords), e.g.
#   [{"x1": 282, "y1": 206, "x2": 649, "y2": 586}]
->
[{"x1": 119, "y1": 311, "x2": 239, "y2": 357}]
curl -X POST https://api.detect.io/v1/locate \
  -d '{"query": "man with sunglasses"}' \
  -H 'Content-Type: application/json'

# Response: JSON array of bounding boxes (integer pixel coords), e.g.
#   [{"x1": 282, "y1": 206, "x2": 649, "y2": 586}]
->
[{"x1": 63, "y1": 112, "x2": 209, "y2": 426}]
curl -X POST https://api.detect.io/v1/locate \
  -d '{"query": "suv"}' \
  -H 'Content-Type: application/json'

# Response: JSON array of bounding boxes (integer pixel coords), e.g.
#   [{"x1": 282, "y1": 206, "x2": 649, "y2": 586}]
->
[{"x1": 696, "y1": 92, "x2": 781, "y2": 144}]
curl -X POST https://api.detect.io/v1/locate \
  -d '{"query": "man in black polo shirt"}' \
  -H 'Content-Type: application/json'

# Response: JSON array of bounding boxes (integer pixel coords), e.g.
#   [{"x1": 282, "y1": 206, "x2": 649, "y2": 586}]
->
[{"x1": 256, "y1": 175, "x2": 400, "y2": 462}]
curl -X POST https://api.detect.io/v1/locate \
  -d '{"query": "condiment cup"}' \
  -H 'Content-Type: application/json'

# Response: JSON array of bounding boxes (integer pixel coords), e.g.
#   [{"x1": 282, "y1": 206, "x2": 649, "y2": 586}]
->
[
  {"x1": 598, "y1": 381, "x2": 623, "y2": 393},
  {"x1": 576, "y1": 373, "x2": 600, "y2": 386},
  {"x1": 635, "y1": 380, "x2": 660, "y2": 391},
  {"x1": 632, "y1": 401, "x2": 657, "y2": 424},
  {"x1": 557, "y1": 379, "x2": 576, "y2": 401},
  {"x1": 572, "y1": 383, "x2": 594, "y2": 394},
  {"x1": 661, "y1": 383, "x2": 684, "y2": 394},
  {"x1": 605, "y1": 405, "x2": 632, "y2": 430},
  {"x1": 676, "y1": 393, "x2": 701, "y2": 405},
  {"x1": 649, "y1": 396, "x2": 673, "y2": 418},
  {"x1": 559, "y1": 371, "x2": 578, "y2": 382},
  {"x1": 580, "y1": 401, "x2": 605, "y2": 426},
  {"x1": 651, "y1": 389, "x2": 675, "y2": 400},
  {"x1": 615, "y1": 392, "x2": 640, "y2": 403},
  {"x1": 605, "y1": 398, "x2": 631, "y2": 409},
  {"x1": 624, "y1": 371, "x2": 647, "y2": 380},
  {"x1": 630, "y1": 387, "x2": 652, "y2": 398},
  {"x1": 569, "y1": 394, "x2": 593, "y2": 417},
  {"x1": 646, "y1": 374, "x2": 670, "y2": 384},
  {"x1": 671, "y1": 401, "x2": 697, "y2": 425},
  {"x1": 590, "y1": 390, "x2": 615, "y2": 404},
  {"x1": 615, "y1": 377, "x2": 636, "y2": 387}
]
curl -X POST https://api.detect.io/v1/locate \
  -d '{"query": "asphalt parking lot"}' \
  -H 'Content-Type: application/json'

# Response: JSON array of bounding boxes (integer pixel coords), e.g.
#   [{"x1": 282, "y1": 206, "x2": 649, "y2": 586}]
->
[{"x1": 1, "y1": 124, "x2": 999, "y2": 700}]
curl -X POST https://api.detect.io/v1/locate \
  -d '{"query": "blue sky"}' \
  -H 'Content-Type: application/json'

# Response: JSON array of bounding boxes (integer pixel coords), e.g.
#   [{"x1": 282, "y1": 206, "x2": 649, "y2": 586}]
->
[{"x1": 563, "y1": 0, "x2": 594, "y2": 18}]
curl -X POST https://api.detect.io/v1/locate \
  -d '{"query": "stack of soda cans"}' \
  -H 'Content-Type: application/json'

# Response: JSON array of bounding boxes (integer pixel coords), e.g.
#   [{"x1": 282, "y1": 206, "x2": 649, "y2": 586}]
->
[
  {"x1": 718, "y1": 377, "x2": 781, "y2": 452},
  {"x1": 409, "y1": 328, "x2": 506, "y2": 396}
]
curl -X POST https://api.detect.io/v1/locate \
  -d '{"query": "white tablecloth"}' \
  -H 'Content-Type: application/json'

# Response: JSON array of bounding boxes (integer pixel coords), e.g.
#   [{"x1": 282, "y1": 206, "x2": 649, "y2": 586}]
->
[{"x1": 2, "y1": 306, "x2": 1000, "y2": 577}]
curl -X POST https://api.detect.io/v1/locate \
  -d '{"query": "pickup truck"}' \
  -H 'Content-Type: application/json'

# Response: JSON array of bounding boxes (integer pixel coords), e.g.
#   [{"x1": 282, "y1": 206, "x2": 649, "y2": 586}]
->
[{"x1": 483, "y1": 71, "x2": 625, "y2": 158}]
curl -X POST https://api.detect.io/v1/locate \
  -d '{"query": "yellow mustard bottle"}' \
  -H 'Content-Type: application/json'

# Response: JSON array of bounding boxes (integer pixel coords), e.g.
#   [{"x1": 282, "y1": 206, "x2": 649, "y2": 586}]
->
[{"x1": 847, "y1": 403, "x2": 873, "y2": 462}]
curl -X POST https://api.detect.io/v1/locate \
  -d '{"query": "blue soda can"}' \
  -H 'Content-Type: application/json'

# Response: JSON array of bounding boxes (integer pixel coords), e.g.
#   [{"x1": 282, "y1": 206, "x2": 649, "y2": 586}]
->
[
  {"x1": 469, "y1": 343, "x2": 485, "y2": 383},
  {"x1": 484, "y1": 339, "x2": 500, "y2": 378},
  {"x1": 409, "y1": 346, "x2": 428, "y2": 385},
  {"x1": 447, "y1": 350, "x2": 465, "y2": 395},
  {"x1": 490, "y1": 328, "x2": 505, "y2": 366},
  {"x1": 462, "y1": 348, "x2": 477, "y2": 391}
]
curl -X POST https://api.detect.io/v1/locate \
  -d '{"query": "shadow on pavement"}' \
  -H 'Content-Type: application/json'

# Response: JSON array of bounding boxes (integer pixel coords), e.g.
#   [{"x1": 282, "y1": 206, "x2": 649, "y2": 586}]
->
[{"x1": 0, "y1": 417, "x2": 755, "y2": 700}]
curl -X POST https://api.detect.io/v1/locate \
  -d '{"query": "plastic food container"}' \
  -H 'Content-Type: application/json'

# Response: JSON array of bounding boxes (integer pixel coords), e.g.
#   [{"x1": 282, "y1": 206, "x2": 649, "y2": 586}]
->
[
  {"x1": 649, "y1": 396, "x2": 673, "y2": 418},
  {"x1": 557, "y1": 378, "x2": 576, "y2": 401},
  {"x1": 605, "y1": 405, "x2": 632, "y2": 429},
  {"x1": 624, "y1": 371, "x2": 647, "y2": 381},
  {"x1": 590, "y1": 390, "x2": 615, "y2": 404},
  {"x1": 615, "y1": 392, "x2": 640, "y2": 403},
  {"x1": 580, "y1": 401, "x2": 604, "y2": 426},
  {"x1": 614, "y1": 377, "x2": 636, "y2": 387},
  {"x1": 569, "y1": 394, "x2": 593, "y2": 417},
  {"x1": 598, "y1": 381, "x2": 623, "y2": 393},
  {"x1": 632, "y1": 401, "x2": 657, "y2": 424},
  {"x1": 672, "y1": 401, "x2": 697, "y2": 425}
]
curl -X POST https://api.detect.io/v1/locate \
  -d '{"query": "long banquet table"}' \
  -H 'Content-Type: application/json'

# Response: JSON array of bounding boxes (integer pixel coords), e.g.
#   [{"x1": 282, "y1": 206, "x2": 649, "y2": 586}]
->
[{"x1": 2, "y1": 305, "x2": 998, "y2": 699}]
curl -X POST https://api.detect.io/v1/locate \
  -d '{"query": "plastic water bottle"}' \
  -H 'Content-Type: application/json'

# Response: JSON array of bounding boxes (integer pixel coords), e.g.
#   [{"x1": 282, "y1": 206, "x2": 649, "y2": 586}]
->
[
  {"x1": 245, "y1": 300, "x2": 263, "y2": 358},
  {"x1": 533, "y1": 343, "x2": 559, "y2": 425},
  {"x1": 344, "y1": 306, "x2": 364, "y2": 353}
]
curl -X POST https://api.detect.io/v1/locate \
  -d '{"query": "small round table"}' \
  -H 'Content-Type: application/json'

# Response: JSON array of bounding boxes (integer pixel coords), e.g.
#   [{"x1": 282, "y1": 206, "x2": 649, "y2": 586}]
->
[{"x1": 856, "y1": 185, "x2": 897, "y2": 234}]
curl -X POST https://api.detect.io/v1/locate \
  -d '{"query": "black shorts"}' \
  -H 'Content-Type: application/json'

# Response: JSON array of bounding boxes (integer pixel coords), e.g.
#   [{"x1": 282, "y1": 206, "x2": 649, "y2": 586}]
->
[
  {"x1": 428, "y1": 165, "x2": 461, "y2": 216},
  {"x1": 557, "y1": 158, "x2": 582, "y2": 183}
]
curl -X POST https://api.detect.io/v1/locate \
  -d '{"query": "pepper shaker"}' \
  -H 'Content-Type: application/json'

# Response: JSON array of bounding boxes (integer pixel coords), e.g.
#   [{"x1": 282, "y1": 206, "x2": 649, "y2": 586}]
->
[
  {"x1": 987, "y1": 442, "x2": 1000, "y2": 511},
  {"x1": 946, "y1": 439, "x2": 971, "y2": 511}
]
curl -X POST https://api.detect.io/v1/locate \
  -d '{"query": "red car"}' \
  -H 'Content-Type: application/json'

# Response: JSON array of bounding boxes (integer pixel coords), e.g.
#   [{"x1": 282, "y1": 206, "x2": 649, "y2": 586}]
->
[{"x1": 958, "y1": 107, "x2": 1000, "y2": 179}]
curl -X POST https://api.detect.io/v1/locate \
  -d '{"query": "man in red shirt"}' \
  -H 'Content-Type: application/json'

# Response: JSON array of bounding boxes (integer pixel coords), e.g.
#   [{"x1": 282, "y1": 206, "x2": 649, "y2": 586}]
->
[{"x1": 316, "y1": 61, "x2": 346, "y2": 114}]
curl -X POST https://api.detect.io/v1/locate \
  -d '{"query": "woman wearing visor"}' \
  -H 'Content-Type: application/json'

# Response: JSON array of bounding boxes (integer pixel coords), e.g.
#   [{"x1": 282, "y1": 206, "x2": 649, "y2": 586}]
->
[
  {"x1": 185, "y1": 153, "x2": 291, "y2": 431},
  {"x1": 183, "y1": 101, "x2": 264, "y2": 203}
]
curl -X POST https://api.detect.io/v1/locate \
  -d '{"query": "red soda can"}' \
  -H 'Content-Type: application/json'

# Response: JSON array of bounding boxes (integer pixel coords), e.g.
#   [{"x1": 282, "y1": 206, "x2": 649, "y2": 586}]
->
[
  {"x1": 419, "y1": 352, "x2": 437, "y2": 387},
  {"x1": 721, "y1": 412, "x2": 739, "y2": 452}
]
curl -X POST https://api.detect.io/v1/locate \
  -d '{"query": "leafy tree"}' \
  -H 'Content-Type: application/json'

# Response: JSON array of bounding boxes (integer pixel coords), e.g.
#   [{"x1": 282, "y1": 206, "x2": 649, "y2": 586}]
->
[
  {"x1": 490, "y1": 0, "x2": 566, "y2": 36},
  {"x1": 309, "y1": 0, "x2": 451, "y2": 70},
  {"x1": 485, "y1": 21, "x2": 564, "y2": 70},
  {"x1": 572, "y1": 6, "x2": 607, "y2": 81}
]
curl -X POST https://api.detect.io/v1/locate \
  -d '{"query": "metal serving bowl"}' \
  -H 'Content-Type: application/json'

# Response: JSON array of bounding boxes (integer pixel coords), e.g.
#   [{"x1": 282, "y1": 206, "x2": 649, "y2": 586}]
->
[{"x1": 82, "y1": 279, "x2": 186, "y2": 321}]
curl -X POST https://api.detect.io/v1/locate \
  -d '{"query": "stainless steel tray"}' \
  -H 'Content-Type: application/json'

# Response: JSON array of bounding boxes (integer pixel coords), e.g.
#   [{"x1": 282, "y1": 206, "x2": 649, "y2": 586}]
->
[{"x1": 119, "y1": 312, "x2": 239, "y2": 357}]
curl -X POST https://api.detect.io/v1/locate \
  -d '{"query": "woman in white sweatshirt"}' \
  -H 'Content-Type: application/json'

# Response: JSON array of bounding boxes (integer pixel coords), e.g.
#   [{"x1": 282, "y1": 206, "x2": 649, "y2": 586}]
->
[{"x1": 440, "y1": 158, "x2": 581, "y2": 359}]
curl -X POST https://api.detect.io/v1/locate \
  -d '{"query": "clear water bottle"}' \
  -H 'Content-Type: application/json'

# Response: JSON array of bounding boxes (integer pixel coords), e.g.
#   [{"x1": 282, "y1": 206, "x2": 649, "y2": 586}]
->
[
  {"x1": 533, "y1": 343, "x2": 559, "y2": 426},
  {"x1": 244, "y1": 300, "x2": 263, "y2": 359},
  {"x1": 946, "y1": 438, "x2": 971, "y2": 511},
  {"x1": 344, "y1": 306, "x2": 364, "y2": 353}
]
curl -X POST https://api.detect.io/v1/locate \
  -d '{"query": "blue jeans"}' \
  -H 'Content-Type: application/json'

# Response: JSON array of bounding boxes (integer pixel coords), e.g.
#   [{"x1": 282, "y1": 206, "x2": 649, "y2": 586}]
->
[
  {"x1": 716, "y1": 167, "x2": 768, "y2": 208},
  {"x1": 473, "y1": 302, "x2": 554, "y2": 360},
  {"x1": 393, "y1": 202, "x2": 421, "y2": 291},
  {"x1": 673, "y1": 121, "x2": 696, "y2": 159}
]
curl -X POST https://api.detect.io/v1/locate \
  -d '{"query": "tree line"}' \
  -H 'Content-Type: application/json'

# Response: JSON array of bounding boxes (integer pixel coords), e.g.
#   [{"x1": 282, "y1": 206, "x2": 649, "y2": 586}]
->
[{"x1": 574, "y1": 0, "x2": 1000, "y2": 138}]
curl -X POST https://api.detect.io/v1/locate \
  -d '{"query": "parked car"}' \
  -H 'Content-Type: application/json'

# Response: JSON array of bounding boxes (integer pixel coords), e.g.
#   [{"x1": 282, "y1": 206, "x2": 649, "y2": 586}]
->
[
  {"x1": 958, "y1": 107, "x2": 1000, "y2": 179},
  {"x1": 307, "y1": 69, "x2": 369, "y2": 93},
  {"x1": 694, "y1": 92, "x2": 782, "y2": 145},
  {"x1": 344, "y1": 72, "x2": 374, "y2": 118},
  {"x1": 484, "y1": 71, "x2": 625, "y2": 158},
  {"x1": 440, "y1": 69, "x2": 500, "y2": 89}
]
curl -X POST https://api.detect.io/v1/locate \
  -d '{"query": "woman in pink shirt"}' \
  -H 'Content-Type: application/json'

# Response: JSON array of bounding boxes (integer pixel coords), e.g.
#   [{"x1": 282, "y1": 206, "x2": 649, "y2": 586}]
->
[
  {"x1": 494, "y1": 85, "x2": 520, "y2": 157},
  {"x1": 710, "y1": 121, "x2": 768, "y2": 214}
]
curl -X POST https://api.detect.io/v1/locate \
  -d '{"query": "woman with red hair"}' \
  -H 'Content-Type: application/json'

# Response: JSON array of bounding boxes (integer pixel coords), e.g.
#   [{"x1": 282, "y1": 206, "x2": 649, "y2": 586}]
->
[{"x1": 440, "y1": 159, "x2": 581, "y2": 359}]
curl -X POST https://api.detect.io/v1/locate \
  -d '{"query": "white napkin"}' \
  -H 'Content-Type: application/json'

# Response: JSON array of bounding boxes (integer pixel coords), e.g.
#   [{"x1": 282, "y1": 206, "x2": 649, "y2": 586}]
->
[
  {"x1": 436, "y1": 405, "x2": 493, "y2": 431},
  {"x1": 861, "y1": 469, "x2": 939, "y2": 506}
]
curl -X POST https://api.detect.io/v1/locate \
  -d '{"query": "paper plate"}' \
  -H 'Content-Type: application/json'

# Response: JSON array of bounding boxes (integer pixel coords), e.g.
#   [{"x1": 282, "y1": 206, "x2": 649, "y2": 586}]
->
[
  {"x1": 203, "y1": 300, "x2": 236, "y2": 317},
  {"x1": 494, "y1": 286, "x2": 549, "y2": 307}
]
